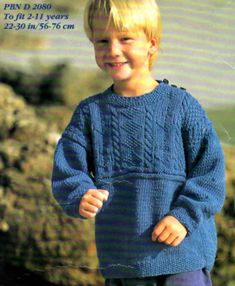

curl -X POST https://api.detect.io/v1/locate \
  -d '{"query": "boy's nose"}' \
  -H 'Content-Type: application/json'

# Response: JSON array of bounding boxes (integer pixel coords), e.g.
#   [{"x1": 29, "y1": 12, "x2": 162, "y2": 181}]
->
[{"x1": 107, "y1": 40, "x2": 122, "y2": 56}]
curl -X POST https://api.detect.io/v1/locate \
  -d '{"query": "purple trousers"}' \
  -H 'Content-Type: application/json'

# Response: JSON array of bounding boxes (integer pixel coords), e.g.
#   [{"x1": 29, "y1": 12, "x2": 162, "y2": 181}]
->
[{"x1": 104, "y1": 268, "x2": 212, "y2": 286}]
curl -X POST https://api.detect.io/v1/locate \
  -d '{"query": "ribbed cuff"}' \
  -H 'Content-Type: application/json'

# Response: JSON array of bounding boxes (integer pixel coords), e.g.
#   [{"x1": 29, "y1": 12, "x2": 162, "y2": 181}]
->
[{"x1": 63, "y1": 198, "x2": 88, "y2": 219}]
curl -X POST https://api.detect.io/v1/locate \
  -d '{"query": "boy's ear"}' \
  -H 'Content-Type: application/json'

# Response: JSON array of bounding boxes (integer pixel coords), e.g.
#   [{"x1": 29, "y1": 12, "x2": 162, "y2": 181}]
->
[{"x1": 148, "y1": 38, "x2": 158, "y2": 54}]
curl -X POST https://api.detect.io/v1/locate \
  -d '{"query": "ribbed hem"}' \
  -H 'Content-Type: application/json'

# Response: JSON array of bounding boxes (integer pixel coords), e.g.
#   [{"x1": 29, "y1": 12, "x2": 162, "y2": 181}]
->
[
  {"x1": 99, "y1": 248, "x2": 211, "y2": 279},
  {"x1": 103, "y1": 80, "x2": 169, "y2": 107}
]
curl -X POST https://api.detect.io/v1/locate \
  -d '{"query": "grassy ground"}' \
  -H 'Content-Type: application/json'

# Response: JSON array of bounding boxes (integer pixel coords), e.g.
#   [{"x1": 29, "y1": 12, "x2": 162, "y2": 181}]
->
[{"x1": 207, "y1": 105, "x2": 235, "y2": 147}]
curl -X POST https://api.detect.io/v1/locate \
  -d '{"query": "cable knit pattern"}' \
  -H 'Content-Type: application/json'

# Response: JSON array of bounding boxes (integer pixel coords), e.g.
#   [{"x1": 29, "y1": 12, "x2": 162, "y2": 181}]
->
[
  {"x1": 51, "y1": 80, "x2": 226, "y2": 278},
  {"x1": 144, "y1": 106, "x2": 154, "y2": 168}
]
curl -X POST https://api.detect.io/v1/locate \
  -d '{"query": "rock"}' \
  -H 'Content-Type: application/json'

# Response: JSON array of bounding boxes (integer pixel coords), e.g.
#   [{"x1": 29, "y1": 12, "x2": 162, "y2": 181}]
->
[
  {"x1": 46, "y1": 132, "x2": 61, "y2": 146},
  {"x1": 0, "y1": 82, "x2": 103, "y2": 285},
  {"x1": 0, "y1": 221, "x2": 9, "y2": 232}
]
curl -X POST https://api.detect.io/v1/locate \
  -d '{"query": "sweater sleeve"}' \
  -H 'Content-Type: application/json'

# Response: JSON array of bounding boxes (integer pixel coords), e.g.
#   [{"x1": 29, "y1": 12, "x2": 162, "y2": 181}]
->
[
  {"x1": 167, "y1": 93, "x2": 226, "y2": 236},
  {"x1": 51, "y1": 101, "x2": 97, "y2": 219}
]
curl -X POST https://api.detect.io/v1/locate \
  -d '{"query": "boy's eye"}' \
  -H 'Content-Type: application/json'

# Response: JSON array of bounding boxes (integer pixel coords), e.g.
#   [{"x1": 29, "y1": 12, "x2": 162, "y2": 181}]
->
[
  {"x1": 97, "y1": 39, "x2": 108, "y2": 44},
  {"x1": 94, "y1": 37, "x2": 133, "y2": 46},
  {"x1": 121, "y1": 37, "x2": 132, "y2": 41}
]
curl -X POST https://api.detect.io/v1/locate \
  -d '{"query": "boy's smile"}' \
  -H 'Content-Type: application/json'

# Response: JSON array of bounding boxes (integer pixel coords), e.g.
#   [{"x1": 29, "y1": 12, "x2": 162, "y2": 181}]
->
[{"x1": 92, "y1": 15, "x2": 158, "y2": 96}]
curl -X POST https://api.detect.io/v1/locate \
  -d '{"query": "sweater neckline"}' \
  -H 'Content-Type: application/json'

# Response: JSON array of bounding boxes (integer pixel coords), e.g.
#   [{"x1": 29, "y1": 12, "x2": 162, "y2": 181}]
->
[{"x1": 104, "y1": 80, "x2": 168, "y2": 106}]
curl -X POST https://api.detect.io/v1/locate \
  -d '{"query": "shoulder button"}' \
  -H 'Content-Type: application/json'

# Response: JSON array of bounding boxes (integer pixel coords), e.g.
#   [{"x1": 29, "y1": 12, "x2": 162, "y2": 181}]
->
[
  {"x1": 171, "y1": 84, "x2": 177, "y2": 88},
  {"x1": 180, "y1": 87, "x2": 186, "y2": 90},
  {"x1": 163, "y1": 79, "x2": 169, "y2": 84}
]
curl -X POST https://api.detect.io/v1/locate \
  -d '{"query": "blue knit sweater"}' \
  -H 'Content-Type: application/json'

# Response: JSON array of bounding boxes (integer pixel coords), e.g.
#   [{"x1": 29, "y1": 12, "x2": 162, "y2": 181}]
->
[{"x1": 51, "y1": 79, "x2": 225, "y2": 278}]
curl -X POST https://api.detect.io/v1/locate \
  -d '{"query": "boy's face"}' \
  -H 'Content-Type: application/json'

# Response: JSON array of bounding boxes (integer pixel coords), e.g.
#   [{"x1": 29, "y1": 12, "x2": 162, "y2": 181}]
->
[{"x1": 92, "y1": 15, "x2": 157, "y2": 85}]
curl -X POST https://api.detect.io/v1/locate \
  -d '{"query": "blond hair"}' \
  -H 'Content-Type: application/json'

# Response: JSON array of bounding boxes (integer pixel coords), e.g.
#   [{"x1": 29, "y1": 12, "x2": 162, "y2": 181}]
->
[{"x1": 83, "y1": 0, "x2": 162, "y2": 70}]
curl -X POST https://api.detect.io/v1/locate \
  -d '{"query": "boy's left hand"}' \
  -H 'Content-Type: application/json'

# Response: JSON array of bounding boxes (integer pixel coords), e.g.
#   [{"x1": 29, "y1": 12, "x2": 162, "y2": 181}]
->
[{"x1": 151, "y1": 215, "x2": 188, "y2": 247}]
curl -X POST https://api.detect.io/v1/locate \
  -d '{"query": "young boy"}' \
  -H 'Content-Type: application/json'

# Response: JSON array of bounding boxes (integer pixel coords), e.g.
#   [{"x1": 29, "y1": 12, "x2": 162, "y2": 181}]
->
[{"x1": 51, "y1": 0, "x2": 226, "y2": 285}]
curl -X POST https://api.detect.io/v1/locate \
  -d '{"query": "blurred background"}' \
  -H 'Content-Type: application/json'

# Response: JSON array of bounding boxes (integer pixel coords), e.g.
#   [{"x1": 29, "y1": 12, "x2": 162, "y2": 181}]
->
[{"x1": 0, "y1": 0, "x2": 234, "y2": 285}]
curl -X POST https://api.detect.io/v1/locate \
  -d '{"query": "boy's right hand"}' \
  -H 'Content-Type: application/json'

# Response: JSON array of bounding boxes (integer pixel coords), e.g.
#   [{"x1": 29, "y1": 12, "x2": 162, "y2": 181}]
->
[{"x1": 79, "y1": 189, "x2": 109, "y2": 219}]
